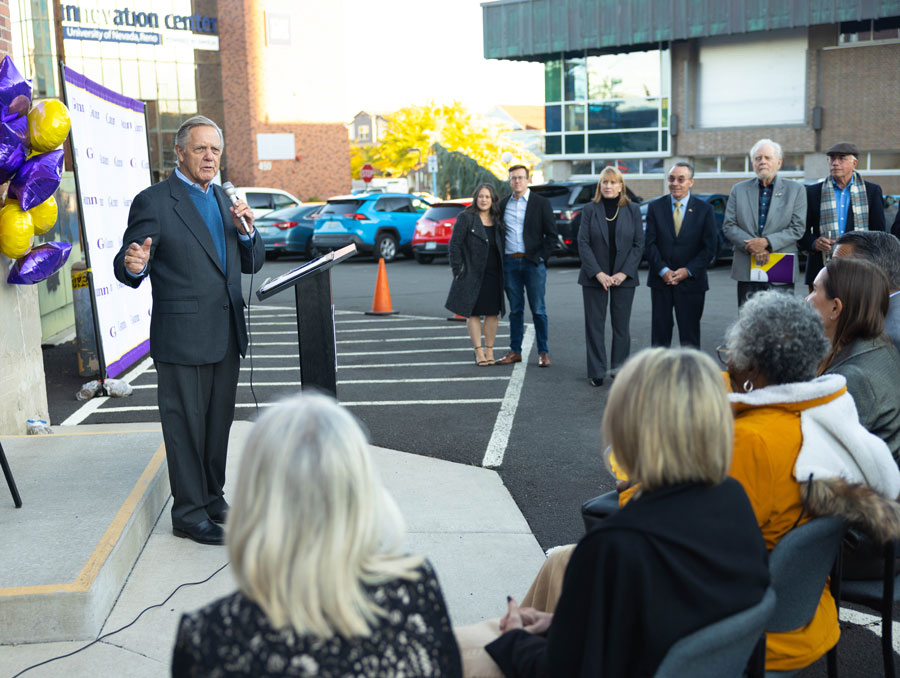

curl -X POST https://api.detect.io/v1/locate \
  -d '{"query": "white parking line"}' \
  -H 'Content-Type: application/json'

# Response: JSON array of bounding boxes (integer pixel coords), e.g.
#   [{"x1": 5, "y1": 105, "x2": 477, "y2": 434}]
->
[
  {"x1": 246, "y1": 326, "x2": 480, "y2": 336},
  {"x1": 839, "y1": 607, "x2": 900, "y2": 653},
  {"x1": 89, "y1": 398, "x2": 505, "y2": 414},
  {"x1": 482, "y1": 324, "x2": 535, "y2": 468},
  {"x1": 59, "y1": 357, "x2": 155, "y2": 426},
  {"x1": 129, "y1": 377, "x2": 506, "y2": 389},
  {"x1": 252, "y1": 335, "x2": 509, "y2": 347}
]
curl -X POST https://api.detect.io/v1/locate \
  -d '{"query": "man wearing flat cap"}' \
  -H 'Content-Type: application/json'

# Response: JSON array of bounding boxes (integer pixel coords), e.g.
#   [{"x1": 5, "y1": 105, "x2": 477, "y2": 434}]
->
[{"x1": 801, "y1": 141, "x2": 885, "y2": 287}]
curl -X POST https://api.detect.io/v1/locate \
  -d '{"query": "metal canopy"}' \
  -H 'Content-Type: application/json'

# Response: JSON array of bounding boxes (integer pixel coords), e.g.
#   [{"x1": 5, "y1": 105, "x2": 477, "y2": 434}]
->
[{"x1": 482, "y1": 0, "x2": 900, "y2": 61}]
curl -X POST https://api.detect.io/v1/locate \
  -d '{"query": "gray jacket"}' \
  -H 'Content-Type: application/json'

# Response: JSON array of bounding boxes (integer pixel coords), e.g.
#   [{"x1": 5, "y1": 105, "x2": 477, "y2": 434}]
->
[
  {"x1": 722, "y1": 175, "x2": 806, "y2": 283},
  {"x1": 826, "y1": 336, "x2": 900, "y2": 463},
  {"x1": 577, "y1": 201, "x2": 643, "y2": 287},
  {"x1": 445, "y1": 211, "x2": 505, "y2": 317},
  {"x1": 887, "y1": 295, "x2": 900, "y2": 354}
]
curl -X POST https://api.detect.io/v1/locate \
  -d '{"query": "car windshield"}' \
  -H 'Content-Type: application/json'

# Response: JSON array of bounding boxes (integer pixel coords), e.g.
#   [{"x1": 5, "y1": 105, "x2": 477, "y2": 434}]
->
[
  {"x1": 530, "y1": 185, "x2": 575, "y2": 210},
  {"x1": 321, "y1": 200, "x2": 364, "y2": 215},
  {"x1": 422, "y1": 205, "x2": 465, "y2": 221}
]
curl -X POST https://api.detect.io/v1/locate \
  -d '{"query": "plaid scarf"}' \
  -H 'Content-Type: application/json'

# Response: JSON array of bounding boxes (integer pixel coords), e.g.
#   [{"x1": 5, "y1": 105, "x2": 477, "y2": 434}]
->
[{"x1": 820, "y1": 171, "x2": 870, "y2": 247}]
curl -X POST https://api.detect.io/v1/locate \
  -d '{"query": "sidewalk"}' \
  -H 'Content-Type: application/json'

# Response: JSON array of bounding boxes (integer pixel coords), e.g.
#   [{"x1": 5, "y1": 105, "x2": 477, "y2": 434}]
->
[{"x1": 0, "y1": 422, "x2": 545, "y2": 677}]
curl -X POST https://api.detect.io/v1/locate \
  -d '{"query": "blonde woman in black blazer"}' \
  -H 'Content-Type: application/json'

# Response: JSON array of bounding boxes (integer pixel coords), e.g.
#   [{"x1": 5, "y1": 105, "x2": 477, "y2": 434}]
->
[{"x1": 577, "y1": 167, "x2": 644, "y2": 386}]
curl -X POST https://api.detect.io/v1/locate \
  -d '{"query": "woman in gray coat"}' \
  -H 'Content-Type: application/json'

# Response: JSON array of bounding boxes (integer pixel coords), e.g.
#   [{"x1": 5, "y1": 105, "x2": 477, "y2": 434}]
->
[
  {"x1": 577, "y1": 167, "x2": 644, "y2": 386},
  {"x1": 445, "y1": 183, "x2": 505, "y2": 365},
  {"x1": 808, "y1": 256, "x2": 900, "y2": 462}
]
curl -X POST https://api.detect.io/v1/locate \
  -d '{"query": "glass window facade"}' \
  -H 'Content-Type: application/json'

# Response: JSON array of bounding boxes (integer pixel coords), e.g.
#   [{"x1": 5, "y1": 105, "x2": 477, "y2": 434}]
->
[
  {"x1": 544, "y1": 48, "x2": 670, "y2": 160},
  {"x1": 10, "y1": 0, "x2": 224, "y2": 181}
]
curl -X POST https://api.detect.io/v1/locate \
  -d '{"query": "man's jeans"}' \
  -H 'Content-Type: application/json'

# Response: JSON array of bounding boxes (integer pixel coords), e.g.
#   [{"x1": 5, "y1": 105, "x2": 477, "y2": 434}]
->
[{"x1": 504, "y1": 256, "x2": 549, "y2": 353}]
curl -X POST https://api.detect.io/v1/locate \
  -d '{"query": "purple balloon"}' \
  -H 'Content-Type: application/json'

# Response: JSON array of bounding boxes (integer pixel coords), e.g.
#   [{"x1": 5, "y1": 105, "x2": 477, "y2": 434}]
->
[
  {"x1": 7, "y1": 241, "x2": 72, "y2": 284},
  {"x1": 0, "y1": 57, "x2": 31, "y2": 107},
  {"x1": 8, "y1": 149, "x2": 64, "y2": 210},
  {"x1": 0, "y1": 121, "x2": 27, "y2": 183}
]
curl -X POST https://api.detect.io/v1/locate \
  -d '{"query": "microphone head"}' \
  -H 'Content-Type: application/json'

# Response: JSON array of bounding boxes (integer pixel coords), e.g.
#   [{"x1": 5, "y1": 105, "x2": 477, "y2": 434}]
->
[{"x1": 222, "y1": 181, "x2": 236, "y2": 198}]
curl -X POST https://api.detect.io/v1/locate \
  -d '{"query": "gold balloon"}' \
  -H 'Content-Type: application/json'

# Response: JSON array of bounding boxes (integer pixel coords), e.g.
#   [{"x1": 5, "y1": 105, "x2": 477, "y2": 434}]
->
[
  {"x1": 0, "y1": 200, "x2": 34, "y2": 258},
  {"x1": 28, "y1": 99, "x2": 71, "y2": 153},
  {"x1": 29, "y1": 195, "x2": 58, "y2": 235}
]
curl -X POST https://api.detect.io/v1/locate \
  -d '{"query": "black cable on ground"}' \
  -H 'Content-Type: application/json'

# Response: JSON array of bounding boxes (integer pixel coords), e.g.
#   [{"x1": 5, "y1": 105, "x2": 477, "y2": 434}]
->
[{"x1": 11, "y1": 561, "x2": 229, "y2": 678}]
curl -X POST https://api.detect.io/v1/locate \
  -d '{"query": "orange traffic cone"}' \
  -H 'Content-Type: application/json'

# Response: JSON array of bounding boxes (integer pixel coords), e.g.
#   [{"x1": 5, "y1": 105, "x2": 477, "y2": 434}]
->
[
  {"x1": 447, "y1": 314, "x2": 466, "y2": 322},
  {"x1": 366, "y1": 258, "x2": 397, "y2": 315}
]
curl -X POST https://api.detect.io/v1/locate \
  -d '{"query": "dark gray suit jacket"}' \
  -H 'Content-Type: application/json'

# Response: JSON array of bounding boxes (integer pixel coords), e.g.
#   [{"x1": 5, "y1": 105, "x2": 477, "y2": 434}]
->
[
  {"x1": 113, "y1": 174, "x2": 265, "y2": 365},
  {"x1": 826, "y1": 336, "x2": 900, "y2": 463},
  {"x1": 577, "y1": 201, "x2": 643, "y2": 288}
]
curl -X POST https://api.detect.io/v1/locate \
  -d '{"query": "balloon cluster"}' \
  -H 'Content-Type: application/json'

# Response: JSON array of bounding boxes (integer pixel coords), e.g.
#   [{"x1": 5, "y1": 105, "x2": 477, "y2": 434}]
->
[{"x1": 0, "y1": 56, "x2": 72, "y2": 284}]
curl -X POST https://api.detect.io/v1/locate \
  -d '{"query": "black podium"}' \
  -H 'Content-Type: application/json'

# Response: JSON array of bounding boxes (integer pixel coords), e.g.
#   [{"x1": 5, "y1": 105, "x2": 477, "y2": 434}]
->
[{"x1": 256, "y1": 244, "x2": 356, "y2": 397}]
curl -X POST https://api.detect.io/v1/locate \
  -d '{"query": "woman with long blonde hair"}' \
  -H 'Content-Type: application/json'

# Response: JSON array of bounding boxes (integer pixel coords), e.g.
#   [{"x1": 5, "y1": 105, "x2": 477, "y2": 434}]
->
[{"x1": 172, "y1": 394, "x2": 462, "y2": 677}]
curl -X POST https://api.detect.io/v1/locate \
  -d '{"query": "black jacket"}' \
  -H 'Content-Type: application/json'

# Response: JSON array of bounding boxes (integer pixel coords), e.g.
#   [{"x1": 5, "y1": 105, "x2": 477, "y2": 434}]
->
[
  {"x1": 445, "y1": 211, "x2": 505, "y2": 317},
  {"x1": 113, "y1": 174, "x2": 265, "y2": 364},
  {"x1": 644, "y1": 194, "x2": 718, "y2": 293},
  {"x1": 499, "y1": 190, "x2": 557, "y2": 265},
  {"x1": 486, "y1": 479, "x2": 770, "y2": 678},
  {"x1": 800, "y1": 179, "x2": 885, "y2": 285}
]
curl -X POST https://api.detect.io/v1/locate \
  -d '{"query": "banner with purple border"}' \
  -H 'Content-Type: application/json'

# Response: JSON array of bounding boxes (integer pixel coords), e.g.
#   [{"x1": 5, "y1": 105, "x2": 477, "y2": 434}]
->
[{"x1": 63, "y1": 65, "x2": 153, "y2": 379}]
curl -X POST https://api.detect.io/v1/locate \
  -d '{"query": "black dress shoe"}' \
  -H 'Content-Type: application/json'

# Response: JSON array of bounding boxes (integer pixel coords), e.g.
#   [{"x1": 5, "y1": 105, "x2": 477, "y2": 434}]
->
[
  {"x1": 590, "y1": 378, "x2": 604, "y2": 387},
  {"x1": 209, "y1": 508, "x2": 228, "y2": 525},
  {"x1": 173, "y1": 519, "x2": 225, "y2": 545}
]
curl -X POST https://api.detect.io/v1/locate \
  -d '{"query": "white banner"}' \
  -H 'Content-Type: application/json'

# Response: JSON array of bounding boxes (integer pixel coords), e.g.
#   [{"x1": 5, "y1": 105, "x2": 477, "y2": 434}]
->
[{"x1": 63, "y1": 66, "x2": 153, "y2": 378}]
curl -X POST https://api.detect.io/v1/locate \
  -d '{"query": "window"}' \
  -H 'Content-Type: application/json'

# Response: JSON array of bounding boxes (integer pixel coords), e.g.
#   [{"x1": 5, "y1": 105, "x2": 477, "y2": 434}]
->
[
  {"x1": 245, "y1": 193, "x2": 272, "y2": 210},
  {"x1": 357, "y1": 124, "x2": 371, "y2": 142},
  {"x1": 543, "y1": 48, "x2": 670, "y2": 159},
  {"x1": 272, "y1": 193, "x2": 298, "y2": 209},
  {"x1": 840, "y1": 18, "x2": 900, "y2": 44}
]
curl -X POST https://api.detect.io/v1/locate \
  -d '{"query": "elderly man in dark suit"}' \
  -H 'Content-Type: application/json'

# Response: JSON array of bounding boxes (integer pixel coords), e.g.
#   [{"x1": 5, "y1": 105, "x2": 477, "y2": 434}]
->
[
  {"x1": 722, "y1": 138, "x2": 807, "y2": 306},
  {"x1": 833, "y1": 230, "x2": 900, "y2": 353},
  {"x1": 644, "y1": 162, "x2": 718, "y2": 348},
  {"x1": 114, "y1": 115, "x2": 264, "y2": 545},
  {"x1": 495, "y1": 165, "x2": 557, "y2": 367},
  {"x1": 801, "y1": 141, "x2": 885, "y2": 288}
]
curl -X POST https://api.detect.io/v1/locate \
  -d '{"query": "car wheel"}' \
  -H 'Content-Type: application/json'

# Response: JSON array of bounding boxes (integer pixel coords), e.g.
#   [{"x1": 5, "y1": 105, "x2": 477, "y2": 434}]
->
[
  {"x1": 414, "y1": 253, "x2": 434, "y2": 265},
  {"x1": 265, "y1": 250, "x2": 280, "y2": 260},
  {"x1": 376, "y1": 233, "x2": 398, "y2": 262},
  {"x1": 305, "y1": 239, "x2": 320, "y2": 260}
]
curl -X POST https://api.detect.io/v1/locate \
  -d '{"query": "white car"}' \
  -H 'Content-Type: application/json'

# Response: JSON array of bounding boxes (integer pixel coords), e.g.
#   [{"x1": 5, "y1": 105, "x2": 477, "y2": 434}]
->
[{"x1": 232, "y1": 186, "x2": 302, "y2": 219}]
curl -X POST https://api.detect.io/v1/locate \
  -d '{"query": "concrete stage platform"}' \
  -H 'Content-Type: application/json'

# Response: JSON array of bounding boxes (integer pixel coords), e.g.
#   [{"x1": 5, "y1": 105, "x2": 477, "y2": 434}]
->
[{"x1": 0, "y1": 422, "x2": 545, "y2": 676}]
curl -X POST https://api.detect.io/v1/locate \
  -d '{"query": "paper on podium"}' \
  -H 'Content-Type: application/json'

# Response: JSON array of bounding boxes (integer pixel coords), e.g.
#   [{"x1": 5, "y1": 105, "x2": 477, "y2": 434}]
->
[{"x1": 750, "y1": 253, "x2": 795, "y2": 284}]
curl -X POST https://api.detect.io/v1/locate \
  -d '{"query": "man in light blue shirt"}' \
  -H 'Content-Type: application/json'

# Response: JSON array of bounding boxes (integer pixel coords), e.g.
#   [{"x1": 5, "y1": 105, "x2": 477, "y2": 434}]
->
[{"x1": 495, "y1": 165, "x2": 557, "y2": 367}]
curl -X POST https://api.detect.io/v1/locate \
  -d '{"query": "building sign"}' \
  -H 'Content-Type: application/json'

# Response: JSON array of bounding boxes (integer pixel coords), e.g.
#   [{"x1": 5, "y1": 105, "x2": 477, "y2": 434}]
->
[{"x1": 60, "y1": 3, "x2": 219, "y2": 50}]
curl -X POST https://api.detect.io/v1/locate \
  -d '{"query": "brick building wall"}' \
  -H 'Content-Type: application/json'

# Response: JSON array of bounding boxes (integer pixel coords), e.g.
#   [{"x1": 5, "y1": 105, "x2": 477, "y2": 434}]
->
[{"x1": 218, "y1": 0, "x2": 350, "y2": 201}]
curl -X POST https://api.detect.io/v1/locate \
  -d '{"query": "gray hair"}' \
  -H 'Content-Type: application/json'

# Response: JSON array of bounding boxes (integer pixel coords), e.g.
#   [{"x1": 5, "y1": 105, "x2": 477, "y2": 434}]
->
[
  {"x1": 835, "y1": 231, "x2": 900, "y2": 291},
  {"x1": 671, "y1": 161, "x2": 694, "y2": 178},
  {"x1": 750, "y1": 138, "x2": 783, "y2": 160},
  {"x1": 174, "y1": 115, "x2": 224, "y2": 150},
  {"x1": 725, "y1": 291, "x2": 830, "y2": 385},
  {"x1": 227, "y1": 394, "x2": 422, "y2": 639}
]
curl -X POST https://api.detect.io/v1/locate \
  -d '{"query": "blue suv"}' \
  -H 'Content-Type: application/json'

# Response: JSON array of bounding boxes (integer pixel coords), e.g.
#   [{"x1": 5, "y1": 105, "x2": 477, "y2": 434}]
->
[{"x1": 310, "y1": 193, "x2": 431, "y2": 262}]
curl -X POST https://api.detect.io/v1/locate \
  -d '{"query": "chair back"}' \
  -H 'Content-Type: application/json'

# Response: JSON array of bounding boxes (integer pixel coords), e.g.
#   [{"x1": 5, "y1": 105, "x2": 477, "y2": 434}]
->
[
  {"x1": 655, "y1": 587, "x2": 776, "y2": 678},
  {"x1": 767, "y1": 515, "x2": 845, "y2": 633}
]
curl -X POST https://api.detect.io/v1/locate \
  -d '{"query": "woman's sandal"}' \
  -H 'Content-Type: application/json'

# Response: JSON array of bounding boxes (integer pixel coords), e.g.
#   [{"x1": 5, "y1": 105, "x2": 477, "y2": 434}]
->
[
  {"x1": 474, "y1": 346, "x2": 491, "y2": 366},
  {"x1": 484, "y1": 345, "x2": 495, "y2": 365}
]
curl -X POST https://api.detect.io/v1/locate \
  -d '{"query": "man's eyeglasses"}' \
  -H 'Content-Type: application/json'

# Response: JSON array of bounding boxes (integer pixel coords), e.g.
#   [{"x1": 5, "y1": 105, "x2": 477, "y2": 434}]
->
[
  {"x1": 509, "y1": 175, "x2": 528, "y2": 182},
  {"x1": 667, "y1": 175, "x2": 690, "y2": 184}
]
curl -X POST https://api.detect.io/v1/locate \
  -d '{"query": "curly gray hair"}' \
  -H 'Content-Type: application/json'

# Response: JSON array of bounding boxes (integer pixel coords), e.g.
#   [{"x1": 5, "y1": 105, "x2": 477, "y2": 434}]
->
[{"x1": 725, "y1": 291, "x2": 829, "y2": 384}]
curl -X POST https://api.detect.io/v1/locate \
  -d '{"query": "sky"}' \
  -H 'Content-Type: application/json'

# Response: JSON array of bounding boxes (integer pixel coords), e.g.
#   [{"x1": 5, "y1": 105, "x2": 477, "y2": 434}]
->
[{"x1": 339, "y1": 0, "x2": 544, "y2": 118}]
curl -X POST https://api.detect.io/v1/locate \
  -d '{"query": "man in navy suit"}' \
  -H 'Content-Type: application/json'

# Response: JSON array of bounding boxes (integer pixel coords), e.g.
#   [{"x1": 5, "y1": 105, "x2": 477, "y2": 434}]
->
[
  {"x1": 644, "y1": 162, "x2": 718, "y2": 348},
  {"x1": 114, "y1": 116, "x2": 264, "y2": 545}
]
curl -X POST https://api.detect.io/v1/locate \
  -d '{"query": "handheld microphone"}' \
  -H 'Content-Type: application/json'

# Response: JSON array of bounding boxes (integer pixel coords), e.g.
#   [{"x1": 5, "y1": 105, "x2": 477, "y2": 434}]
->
[{"x1": 222, "y1": 181, "x2": 250, "y2": 233}]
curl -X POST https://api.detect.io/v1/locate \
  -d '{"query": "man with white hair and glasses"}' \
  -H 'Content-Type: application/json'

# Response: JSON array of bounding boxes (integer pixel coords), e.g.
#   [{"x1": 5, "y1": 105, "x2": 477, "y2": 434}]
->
[{"x1": 722, "y1": 138, "x2": 807, "y2": 306}]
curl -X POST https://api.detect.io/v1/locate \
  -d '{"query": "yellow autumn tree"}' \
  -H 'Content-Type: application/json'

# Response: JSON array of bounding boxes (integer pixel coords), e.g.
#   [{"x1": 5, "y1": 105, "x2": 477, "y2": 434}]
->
[{"x1": 350, "y1": 101, "x2": 538, "y2": 179}]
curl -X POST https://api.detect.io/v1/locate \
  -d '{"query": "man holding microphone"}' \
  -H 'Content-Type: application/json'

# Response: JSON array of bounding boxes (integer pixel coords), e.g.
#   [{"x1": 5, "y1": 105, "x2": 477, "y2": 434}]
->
[{"x1": 114, "y1": 115, "x2": 263, "y2": 545}]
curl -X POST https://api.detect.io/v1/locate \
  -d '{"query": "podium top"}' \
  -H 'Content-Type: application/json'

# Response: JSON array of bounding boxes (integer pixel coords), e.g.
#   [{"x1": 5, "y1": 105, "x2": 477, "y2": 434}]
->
[{"x1": 256, "y1": 244, "x2": 357, "y2": 301}]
